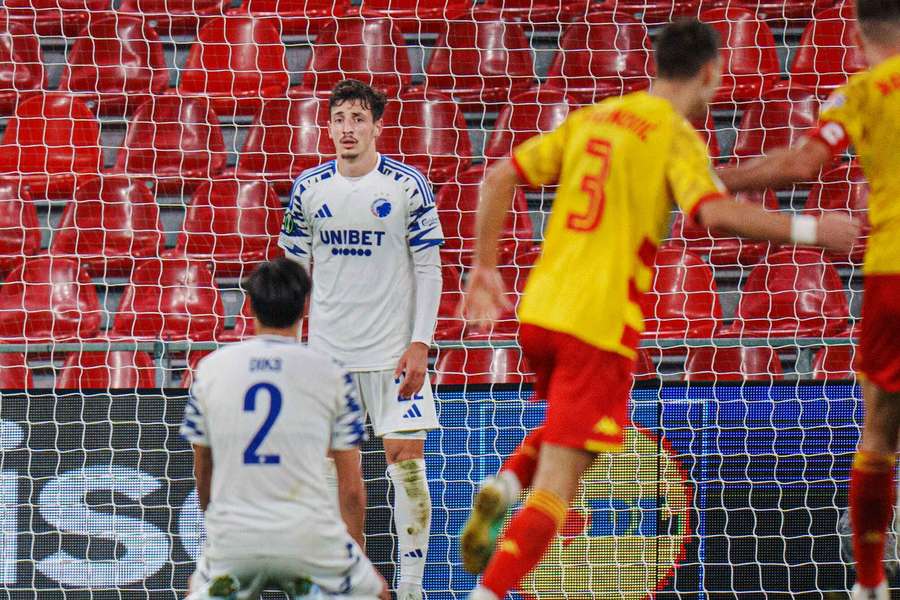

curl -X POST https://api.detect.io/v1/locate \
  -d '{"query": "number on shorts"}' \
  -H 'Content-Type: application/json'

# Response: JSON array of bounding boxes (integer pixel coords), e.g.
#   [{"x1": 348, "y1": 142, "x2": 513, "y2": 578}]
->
[{"x1": 243, "y1": 383, "x2": 282, "y2": 465}]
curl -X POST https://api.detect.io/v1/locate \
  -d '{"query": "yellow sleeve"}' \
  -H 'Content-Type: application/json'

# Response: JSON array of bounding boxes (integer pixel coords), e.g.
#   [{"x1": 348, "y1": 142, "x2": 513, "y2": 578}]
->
[
  {"x1": 812, "y1": 79, "x2": 864, "y2": 154},
  {"x1": 665, "y1": 121, "x2": 728, "y2": 220},
  {"x1": 510, "y1": 116, "x2": 569, "y2": 187}
]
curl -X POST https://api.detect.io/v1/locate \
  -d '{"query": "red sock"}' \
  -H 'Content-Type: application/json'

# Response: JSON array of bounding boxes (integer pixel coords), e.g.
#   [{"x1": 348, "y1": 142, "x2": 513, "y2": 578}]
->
[
  {"x1": 501, "y1": 427, "x2": 545, "y2": 489},
  {"x1": 850, "y1": 450, "x2": 896, "y2": 588},
  {"x1": 481, "y1": 488, "x2": 566, "y2": 598}
]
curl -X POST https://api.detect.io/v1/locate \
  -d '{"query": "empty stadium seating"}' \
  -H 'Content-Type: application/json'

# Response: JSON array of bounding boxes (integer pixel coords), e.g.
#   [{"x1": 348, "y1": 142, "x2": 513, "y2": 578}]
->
[
  {"x1": 433, "y1": 347, "x2": 534, "y2": 384},
  {"x1": 56, "y1": 351, "x2": 157, "y2": 388},
  {"x1": 804, "y1": 161, "x2": 869, "y2": 263},
  {"x1": 178, "y1": 16, "x2": 290, "y2": 116},
  {"x1": 0, "y1": 180, "x2": 40, "y2": 273},
  {"x1": 4, "y1": 0, "x2": 108, "y2": 36},
  {"x1": 634, "y1": 348, "x2": 657, "y2": 380},
  {"x1": 358, "y1": 0, "x2": 470, "y2": 32},
  {"x1": 118, "y1": 0, "x2": 228, "y2": 35},
  {"x1": 0, "y1": 257, "x2": 102, "y2": 341},
  {"x1": 218, "y1": 295, "x2": 254, "y2": 342},
  {"x1": 425, "y1": 10, "x2": 535, "y2": 107},
  {"x1": 594, "y1": 0, "x2": 699, "y2": 23},
  {"x1": 173, "y1": 179, "x2": 283, "y2": 276},
  {"x1": 790, "y1": 3, "x2": 866, "y2": 97},
  {"x1": 435, "y1": 262, "x2": 464, "y2": 341},
  {"x1": 111, "y1": 259, "x2": 224, "y2": 341},
  {"x1": 643, "y1": 248, "x2": 722, "y2": 340},
  {"x1": 436, "y1": 165, "x2": 534, "y2": 266},
  {"x1": 546, "y1": 11, "x2": 654, "y2": 105},
  {"x1": 702, "y1": 7, "x2": 780, "y2": 104},
  {"x1": 484, "y1": 86, "x2": 574, "y2": 161},
  {"x1": 0, "y1": 93, "x2": 102, "y2": 199},
  {"x1": 59, "y1": 16, "x2": 168, "y2": 116},
  {"x1": 811, "y1": 344, "x2": 855, "y2": 380},
  {"x1": 0, "y1": 351, "x2": 32, "y2": 388},
  {"x1": 302, "y1": 17, "x2": 411, "y2": 97},
  {"x1": 49, "y1": 176, "x2": 165, "y2": 276},
  {"x1": 235, "y1": 94, "x2": 330, "y2": 193},
  {"x1": 684, "y1": 346, "x2": 785, "y2": 381},
  {"x1": 731, "y1": 83, "x2": 820, "y2": 164},
  {"x1": 0, "y1": 20, "x2": 45, "y2": 116},
  {"x1": 114, "y1": 96, "x2": 227, "y2": 194},
  {"x1": 234, "y1": 0, "x2": 347, "y2": 34}
]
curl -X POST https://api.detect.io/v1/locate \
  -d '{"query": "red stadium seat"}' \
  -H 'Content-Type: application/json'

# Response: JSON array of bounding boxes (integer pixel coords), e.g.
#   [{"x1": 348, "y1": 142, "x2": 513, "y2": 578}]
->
[
  {"x1": 483, "y1": 0, "x2": 590, "y2": 26},
  {"x1": 498, "y1": 245, "x2": 541, "y2": 300},
  {"x1": 701, "y1": 0, "x2": 836, "y2": 21},
  {"x1": 594, "y1": 0, "x2": 700, "y2": 22},
  {"x1": 0, "y1": 351, "x2": 32, "y2": 388},
  {"x1": 669, "y1": 189, "x2": 777, "y2": 267},
  {"x1": 642, "y1": 248, "x2": 722, "y2": 340},
  {"x1": 235, "y1": 94, "x2": 330, "y2": 194},
  {"x1": 179, "y1": 16, "x2": 289, "y2": 116},
  {"x1": 56, "y1": 351, "x2": 156, "y2": 388},
  {"x1": 0, "y1": 180, "x2": 40, "y2": 273},
  {"x1": 546, "y1": 11, "x2": 654, "y2": 105},
  {"x1": 112, "y1": 258, "x2": 224, "y2": 341},
  {"x1": 118, "y1": 0, "x2": 227, "y2": 35},
  {"x1": 301, "y1": 18, "x2": 411, "y2": 97},
  {"x1": 484, "y1": 86, "x2": 575, "y2": 160},
  {"x1": 694, "y1": 111, "x2": 721, "y2": 159},
  {"x1": 173, "y1": 179, "x2": 282, "y2": 277},
  {"x1": 684, "y1": 345, "x2": 784, "y2": 381},
  {"x1": 425, "y1": 10, "x2": 535, "y2": 108},
  {"x1": 0, "y1": 257, "x2": 102, "y2": 341},
  {"x1": 0, "y1": 20, "x2": 45, "y2": 116},
  {"x1": 804, "y1": 161, "x2": 869, "y2": 263},
  {"x1": 234, "y1": 0, "x2": 347, "y2": 35},
  {"x1": 701, "y1": 7, "x2": 780, "y2": 105},
  {"x1": 50, "y1": 177, "x2": 164, "y2": 277},
  {"x1": 0, "y1": 93, "x2": 102, "y2": 199},
  {"x1": 436, "y1": 165, "x2": 533, "y2": 267},
  {"x1": 732, "y1": 84, "x2": 819, "y2": 164},
  {"x1": 357, "y1": 0, "x2": 470, "y2": 32},
  {"x1": 218, "y1": 295, "x2": 254, "y2": 342},
  {"x1": 811, "y1": 344, "x2": 855, "y2": 380},
  {"x1": 790, "y1": 4, "x2": 865, "y2": 98},
  {"x1": 114, "y1": 96, "x2": 227, "y2": 194},
  {"x1": 633, "y1": 348, "x2": 657, "y2": 380},
  {"x1": 4, "y1": 0, "x2": 109, "y2": 36},
  {"x1": 729, "y1": 249, "x2": 850, "y2": 337},
  {"x1": 379, "y1": 88, "x2": 472, "y2": 184},
  {"x1": 59, "y1": 16, "x2": 168, "y2": 116},
  {"x1": 433, "y1": 347, "x2": 534, "y2": 385},
  {"x1": 434, "y1": 262, "x2": 464, "y2": 341}
]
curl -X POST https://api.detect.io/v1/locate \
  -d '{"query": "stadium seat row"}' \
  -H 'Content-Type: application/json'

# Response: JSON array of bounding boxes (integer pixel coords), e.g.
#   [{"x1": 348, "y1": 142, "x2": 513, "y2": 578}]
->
[{"x1": 0, "y1": 4, "x2": 862, "y2": 118}]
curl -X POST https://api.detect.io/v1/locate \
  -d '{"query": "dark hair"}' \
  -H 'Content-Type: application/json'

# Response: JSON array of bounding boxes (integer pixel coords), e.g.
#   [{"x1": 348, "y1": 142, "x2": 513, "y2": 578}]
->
[
  {"x1": 856, "y1": 0, "x2": 900, "y2": 41},
  {"x1": 654, "y1": 19, "x2": 721, "y2": 80},
  {"x1": 245, "y1": 258, "x2": 311, "y2": 329},
  {"x1": 329, "y1": 79, "x2": 388, "y2": 121}
]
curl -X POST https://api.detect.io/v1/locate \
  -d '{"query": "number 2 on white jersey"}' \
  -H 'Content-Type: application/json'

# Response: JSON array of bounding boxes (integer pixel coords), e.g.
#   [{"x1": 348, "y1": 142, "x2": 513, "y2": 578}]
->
[{"x1": 243, "y1": 383, "x2": 282, "y2": 465}]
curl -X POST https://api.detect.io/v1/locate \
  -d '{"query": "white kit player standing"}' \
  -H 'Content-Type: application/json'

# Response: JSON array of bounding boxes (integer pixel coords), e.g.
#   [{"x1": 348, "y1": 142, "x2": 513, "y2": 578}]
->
[
  {"x1": 181, "y1": 259, "x2": 389, "y2": 600},
  {"x1": 279, "y1": 79, "x2": 443, "y2": 600}
]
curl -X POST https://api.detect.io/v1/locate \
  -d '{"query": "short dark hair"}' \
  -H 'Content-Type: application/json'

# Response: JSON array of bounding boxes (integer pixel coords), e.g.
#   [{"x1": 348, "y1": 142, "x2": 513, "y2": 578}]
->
[
  {"x1": 856, "y1": 0, "x2": 900, "y2": 42},
  {"x1": 654, "y1": 19, "x2": 721, "y2": 80},
  {"x1": 328, "y1": 79, "x2": 388, "y2": 121},
  {"x1": 245, "y1": 258, "x2": 311, "y2": 329}
]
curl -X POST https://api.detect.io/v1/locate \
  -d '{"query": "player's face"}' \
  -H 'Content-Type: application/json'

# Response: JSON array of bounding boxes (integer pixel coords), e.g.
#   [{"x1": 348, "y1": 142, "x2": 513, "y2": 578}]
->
[{"x1": 329, "y1": 100, "x2": 383, "y2": 161}]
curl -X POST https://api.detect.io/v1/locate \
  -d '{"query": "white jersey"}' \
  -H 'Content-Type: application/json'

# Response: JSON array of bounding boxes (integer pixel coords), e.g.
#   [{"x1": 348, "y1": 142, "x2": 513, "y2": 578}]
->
[
  {"x1": 179, "y1": 335, "x2": 366, "y2": 555},
  {"x1": 278, "y1": 155, "x2": 444, "y2": 371}
]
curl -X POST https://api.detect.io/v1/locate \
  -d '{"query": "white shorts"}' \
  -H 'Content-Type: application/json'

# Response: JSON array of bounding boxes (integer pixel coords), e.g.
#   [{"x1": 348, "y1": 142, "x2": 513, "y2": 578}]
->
[
  {"x1": 351, "y1": 370, "x2": 439, "y2": 438},
  {"x1": 190, "y1": 537, "x2": 382, "y2": 599}
]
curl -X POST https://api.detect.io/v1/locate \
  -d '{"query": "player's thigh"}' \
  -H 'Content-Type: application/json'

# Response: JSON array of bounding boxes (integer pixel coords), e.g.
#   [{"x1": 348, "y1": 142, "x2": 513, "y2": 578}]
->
[
  {"x1": 860, "y1": 274, "x2": 900, "y2": 394},
  {"x1": 357, "y1": 370, "x2": 438, "y2": 438}
]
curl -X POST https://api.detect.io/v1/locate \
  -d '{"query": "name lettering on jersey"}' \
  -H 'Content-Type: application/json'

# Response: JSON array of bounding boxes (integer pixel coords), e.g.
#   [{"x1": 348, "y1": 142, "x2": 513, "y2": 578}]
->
[
  {"x1": 591, "y1": 109, "x2": 657, "y2": 142},
  {"x1": 319, "y1": 229, "x2": 386, "y2": 256},
  {"x1": 876, "y1": 73, "x2": 900, "y2": 96},
  {"x1": 250, "y1": 358, "x2": 283, "y2": 372}
]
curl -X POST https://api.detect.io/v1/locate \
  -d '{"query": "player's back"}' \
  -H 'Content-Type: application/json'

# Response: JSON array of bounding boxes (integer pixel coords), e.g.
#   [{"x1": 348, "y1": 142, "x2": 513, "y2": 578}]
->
[
  {"x1": 187, "y1": 335, "x2": 362, "y2": 553},
  {"x1": 514, "y1": 91, "x2": 723, "y2": 358}
]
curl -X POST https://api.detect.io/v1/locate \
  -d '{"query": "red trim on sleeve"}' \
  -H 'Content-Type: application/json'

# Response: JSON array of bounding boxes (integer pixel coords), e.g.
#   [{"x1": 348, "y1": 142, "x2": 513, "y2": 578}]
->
[
  {"x1": 510, "y1": 153, "x2": 539, "y2": 188},
  {"x1": 809, "y1": 120, "x2": 851, "y2": 155},
  {"x1": 688, "y1": 191, "x2": 729, "y2": 224}
]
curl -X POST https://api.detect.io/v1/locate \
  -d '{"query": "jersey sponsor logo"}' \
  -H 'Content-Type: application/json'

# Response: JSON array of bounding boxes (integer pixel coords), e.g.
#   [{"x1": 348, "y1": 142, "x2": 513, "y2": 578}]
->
[
  {"x1": 519, "y1": 428, "x2": 691, "y2": 599},
  {"x1": 371, "y1": 198, "x2": 392, "y2": 218},
  {"x1": 318, "y1": 229, "x2": 386, "y2": 257}
]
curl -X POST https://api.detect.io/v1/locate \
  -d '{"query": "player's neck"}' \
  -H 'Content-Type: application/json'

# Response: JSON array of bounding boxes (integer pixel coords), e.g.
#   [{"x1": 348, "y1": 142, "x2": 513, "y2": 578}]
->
[
  {"x1": 255, "y1": 322, "x2": 301, "y2": 340},
  {"x1": 649, "y1": 80, "x2": 698, "y2": 120},
  {"x1": 336, "y1": 149, "x2": 379, "y2": 179}
]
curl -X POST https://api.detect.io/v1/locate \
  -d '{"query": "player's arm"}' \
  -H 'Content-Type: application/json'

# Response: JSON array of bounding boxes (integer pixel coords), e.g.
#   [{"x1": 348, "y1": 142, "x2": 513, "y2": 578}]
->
[
  {"x1": 279, "y1": 178, "x2": 313, "y2": 271},
  {"x1": 192, "y1": 444, "x2": 213, "y2": 511},
  {"x1": 715, "y1": 137, "x2": 834, "y2": 193},
  {"x1": 180, "y1": 373, "x2": 213, "y2": 511},
  {"x1": 333, "y1": 448, "x2": 366, "y2": 548}
]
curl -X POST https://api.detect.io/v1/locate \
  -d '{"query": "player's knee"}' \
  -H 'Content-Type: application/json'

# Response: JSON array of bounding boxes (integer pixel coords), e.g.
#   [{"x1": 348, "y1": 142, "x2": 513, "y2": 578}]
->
[{"x1": 383, "y1": 438, "x2": 424, "y2": 464}]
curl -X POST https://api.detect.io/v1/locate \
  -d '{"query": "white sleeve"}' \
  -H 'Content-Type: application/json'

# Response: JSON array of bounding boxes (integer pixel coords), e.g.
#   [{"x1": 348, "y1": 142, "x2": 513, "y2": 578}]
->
[
  {"x1": 331, "y1": 369, "x2": 366, "y2": 451},
  {"x1": 278, "y1": 178, "x2": 312, "y2": 271},
  {"x1": 180, "y1": 366, "x2": 210, "y2": 447},
  {"x1": 405, "y1": 171, "x2": 444, "y2": 345}
]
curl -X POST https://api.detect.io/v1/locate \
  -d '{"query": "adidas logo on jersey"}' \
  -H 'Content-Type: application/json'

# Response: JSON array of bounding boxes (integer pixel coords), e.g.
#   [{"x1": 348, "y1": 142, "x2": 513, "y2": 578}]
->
[
  {"x1": 402, "y1": 404, "x2": 423, "y2": 419},
  {"x1": 402, "y1": 548, "x2": 424, "y2": 559},
  {"x1": 314, "y1": 204, "x2": 334, "y2": 219}
]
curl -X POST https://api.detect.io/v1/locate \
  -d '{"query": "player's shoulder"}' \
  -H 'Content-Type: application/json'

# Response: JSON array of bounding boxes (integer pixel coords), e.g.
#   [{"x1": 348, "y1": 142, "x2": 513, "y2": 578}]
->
[
  {"x1": 290, "y1": 160, "x2": 338, "y2": 198},
  {"x1": 200, "y1": 337, "x2": 343, "y2": 380},
  {"x1": 377, "y1": 155, "x2": 435, "y2": 204}
]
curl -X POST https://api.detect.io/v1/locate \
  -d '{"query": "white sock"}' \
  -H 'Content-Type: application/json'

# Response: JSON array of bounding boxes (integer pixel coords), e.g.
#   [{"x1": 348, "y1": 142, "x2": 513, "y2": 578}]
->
[
  {"x1": 324, "y1": 457, "x2": 338, "y2": 502},
  {"x1": 496, "y1": 470, "x2": 522, "y2": 505},
  {"x1": 470, "y1": 585, "x2": 499, "y2": 600},
  {"x1": 387, "y1": 458, "x2": 431, "y2": 588}
]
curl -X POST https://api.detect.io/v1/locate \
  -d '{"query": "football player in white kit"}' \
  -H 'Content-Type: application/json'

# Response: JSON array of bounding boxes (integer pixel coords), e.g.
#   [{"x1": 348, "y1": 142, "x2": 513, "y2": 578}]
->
[
  {"x1": 279, "y1": 79, "x2": 443, "y2": 600},
  {"x1": 181, "y1": 259, "x2": 389, "y2": 600}
]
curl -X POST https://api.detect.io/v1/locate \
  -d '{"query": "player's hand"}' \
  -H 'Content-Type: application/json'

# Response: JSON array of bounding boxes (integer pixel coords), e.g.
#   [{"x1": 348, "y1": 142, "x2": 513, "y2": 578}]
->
[
  {"x1": 816, "y1": 213, "x2": 860, "y2": 255},
  {"x1": 395, "y1": 342, "x2": 428, "y2": 399},
  {"x1": 378, "y1": 573, "x2": 391, "y2": 600},
  {"x1": 463, "y1": 265, "x2": 511, "y2": 328}
]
